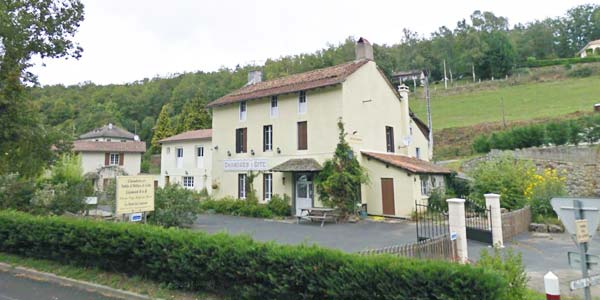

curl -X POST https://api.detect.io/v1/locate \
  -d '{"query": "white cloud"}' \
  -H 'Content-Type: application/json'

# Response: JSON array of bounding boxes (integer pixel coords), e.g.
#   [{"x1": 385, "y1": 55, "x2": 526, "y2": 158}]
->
[{"x1": 31, "y1": 0, "x2": 592, "y2": 86}]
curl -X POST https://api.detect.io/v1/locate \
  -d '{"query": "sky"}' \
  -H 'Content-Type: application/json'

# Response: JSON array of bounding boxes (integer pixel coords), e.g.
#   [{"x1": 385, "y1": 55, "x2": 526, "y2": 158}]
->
[{"x1": 31, "y1": 0, "x2": 593, "y2": 86}]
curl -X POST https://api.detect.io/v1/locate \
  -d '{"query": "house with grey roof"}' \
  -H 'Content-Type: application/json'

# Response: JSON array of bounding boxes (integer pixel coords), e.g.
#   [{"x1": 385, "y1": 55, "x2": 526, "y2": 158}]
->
[{"x1": 73, "y1": 123, "x2": 146, "y2": 191}]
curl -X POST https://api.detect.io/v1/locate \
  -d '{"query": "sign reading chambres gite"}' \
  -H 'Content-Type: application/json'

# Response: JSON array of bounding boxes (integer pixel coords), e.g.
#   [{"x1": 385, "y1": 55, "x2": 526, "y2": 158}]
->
[
  {"x1": 116, "y1": 175, "x2": 155, "y2": 214},
  {"x1": 223, "y1": 159, "x2": 268, "y2": 171}
]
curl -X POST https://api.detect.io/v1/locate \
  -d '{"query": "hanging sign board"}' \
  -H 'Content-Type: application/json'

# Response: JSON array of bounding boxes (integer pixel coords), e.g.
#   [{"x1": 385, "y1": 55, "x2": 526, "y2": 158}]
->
[{"x1": 116, "y1": 175, "x2": 155, "y2": 215}]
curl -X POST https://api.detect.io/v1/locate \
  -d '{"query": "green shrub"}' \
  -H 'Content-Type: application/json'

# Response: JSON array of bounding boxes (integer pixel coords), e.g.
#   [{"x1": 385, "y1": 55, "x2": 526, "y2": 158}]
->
[
  {"x1": 0, "y1": 173, "x2": 36, "y2": 212},
  {"x1": 149, "y1": 185, "x2": 200, "y2": 228},
  {"x1": 199, "y1": 197, "x2": 275, "y2": 218},
  {"x1": 267, "y1": 194, "x2": 291, "y2": 216},
  {"x1": 525, "y1": 168, "x2": 566, "y2": 218},
  {"x1": 521, "y1": 56, "x2": 600, "y2": 68},
  {"x1": 427, "y1": 188, "x2": 448, "y2": 212},
  {"x1": 545, "y1": 122, "x2": 568, "y2": 146},
  {"x1": 472, "y1": 135, "x2": 491, "y2": 153},
  {"x1": 0, "y1": 210, "x2": 507, "y2": 299},
  {"x1": 477, "y1": 248, "x2": 527, "y2": 300},
  {"x1": 469, "y1": 154, "x2": 533, "y2": 210},
  {"x1": 567, "y1": 66, "x2": 593, "y2": 78}
]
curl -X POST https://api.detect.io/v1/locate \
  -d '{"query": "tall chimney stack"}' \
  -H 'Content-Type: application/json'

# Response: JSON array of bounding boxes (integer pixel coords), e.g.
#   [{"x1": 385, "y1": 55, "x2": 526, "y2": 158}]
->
[
  {"x1": 355, "y1": 37, "x2": 374, "y2": 61},
  {"x1": 247, "y1": 70, "x2": 262, "y2": 85}
]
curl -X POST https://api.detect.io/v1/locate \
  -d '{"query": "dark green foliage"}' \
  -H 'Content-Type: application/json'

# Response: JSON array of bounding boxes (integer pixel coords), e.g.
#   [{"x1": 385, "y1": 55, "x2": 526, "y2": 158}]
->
[
  {"x1": 446, "y1": 172, "x2": 471, "y2": 198},
  {"x1": 476, "y1": 248, "x2": 528, "y2": 300},
  {"x1": 266, "y1": 194, "x2": 292, "y2": 216},
  {"x1": 0, "y1": 210, "x2": 507, "y2": 299},
  {"x1": 472, "y1": 135, "x2": 491, "y2": 153},
  {"x1": 546, "y1": 122, "x2": 568, "y2": 145},
  {"x1": 199, "y1": 197, "x2": 274, "y2": 218},
  {"x1": 148, "y1": 185, "x2": 200, "y2": 228},
  {"x1": 427, "y1": 189, "x2": 448, "y2": 212},
  {"x1": 315, "y1": 120, "x2": 368, "y2": 217},
  {"x1": 0, "y1": 174, "x2": 35, "y2": 211},
  {"x1": 472, "y1": 114, "x2": 600, "y2": 152},
  {"x1": 521, "y1": 56, "x2": 600, "y2": 68},
  {"x1": 0, "y1": 0, "x2": 84, "y2": 178}
]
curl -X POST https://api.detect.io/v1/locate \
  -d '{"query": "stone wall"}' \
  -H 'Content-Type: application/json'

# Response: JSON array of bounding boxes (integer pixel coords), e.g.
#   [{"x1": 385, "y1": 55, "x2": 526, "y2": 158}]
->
[{"x1": 464, "y1": 145, "x2": 600, "y2": 197}]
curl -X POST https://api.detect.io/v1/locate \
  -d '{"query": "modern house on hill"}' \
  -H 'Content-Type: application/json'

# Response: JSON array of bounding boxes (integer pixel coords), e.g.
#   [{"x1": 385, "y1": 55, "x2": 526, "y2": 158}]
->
[
  {"x1": 158, "y1": 129, "x2": 212, "y2": 193},
  {"x1": 203, "y1": 37, "x2": 450, "y2": 217},
  {"x1": 73, "y1": 123, "x2": 146, "y2": 190}
]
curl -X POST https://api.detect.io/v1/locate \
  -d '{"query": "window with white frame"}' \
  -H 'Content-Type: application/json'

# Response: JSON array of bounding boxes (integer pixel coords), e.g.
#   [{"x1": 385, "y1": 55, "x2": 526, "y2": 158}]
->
[
  {"x1": 239, "y1": 101, "x2": 247, "y2": 121},
  {"x1": 183, "y1": 176, "x2": 194, "y2": 188},
  {"x1": 263, "y1": 125, "x2": 273, "y2": 151},
  {"x1": 298, "y1": 91, "x2": 307, "y2": 114},
  {"x1": 263, "y1": 173, "x2": 273, "y2": 201},
  {"x1": 110, "y1": 153, "x2": 120, "y2": 165},
  {"x1": 176, "y1": 148, "x2": 183, "y2": 169},
  {"x1": 238, "y1": 173, "x2": 247, "y2": 199},
  {"x1": 270, "y1": 96, "x2": 278, "y2": 117},
  {"x1": 420, "y1": 176, "x2": 430, "y2": 196},
  {"x1": 196, "y1": 146, "x2": 204, "y2": 168}
]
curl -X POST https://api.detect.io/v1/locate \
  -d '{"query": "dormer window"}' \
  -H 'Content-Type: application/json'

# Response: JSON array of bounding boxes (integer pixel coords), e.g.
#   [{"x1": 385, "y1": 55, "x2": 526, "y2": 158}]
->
[
  {"x1": 298, "y1": 91, "x2": 307, "y2": 114},
  {"x1": 270, "y1": 96, "x2": 278, "y2": 118},
  {"x1": 239, "y1": 101, "x2": 247, "y2": 121}
]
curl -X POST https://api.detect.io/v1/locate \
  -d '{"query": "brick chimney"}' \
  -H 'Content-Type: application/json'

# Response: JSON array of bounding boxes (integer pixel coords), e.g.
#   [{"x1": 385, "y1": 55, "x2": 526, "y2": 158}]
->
[
  {"x1": 355, "y1": 37, "x2": 374, "y2": 61},
  {"x1": 247, "y1": 70, "x2": 262, "y2": 85}
]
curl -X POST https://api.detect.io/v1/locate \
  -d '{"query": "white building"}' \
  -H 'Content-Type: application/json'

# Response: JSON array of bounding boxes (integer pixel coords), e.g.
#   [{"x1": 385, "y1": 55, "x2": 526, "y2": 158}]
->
[
  {"x1": 577, "y1": 39, "x2": 600, "y2": 58},
  {"x1": 158, "y1": 129, "x2": 212, "y2": 193},
  {"x1": 73, "y1": 123, "x2": 146, "y2": 190},
  {"x1": 200, "y1": 38, "x2": 449, "y2": 217}
]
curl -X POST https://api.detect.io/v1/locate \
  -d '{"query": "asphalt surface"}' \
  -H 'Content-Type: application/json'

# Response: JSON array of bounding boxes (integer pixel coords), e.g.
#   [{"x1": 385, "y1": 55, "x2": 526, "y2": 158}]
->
[
  {"x1": 193, "y1": 213, "x2": 417, "y2": 252},
  {"x1": 0, "y1": 271, "x2": 117, "y2": 300}
]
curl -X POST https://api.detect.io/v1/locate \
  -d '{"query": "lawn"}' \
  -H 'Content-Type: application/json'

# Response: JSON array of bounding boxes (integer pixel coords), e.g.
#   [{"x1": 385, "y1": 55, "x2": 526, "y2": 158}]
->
[{"x1": 410, "y1": 75, "x2": 600, "y2": 130}]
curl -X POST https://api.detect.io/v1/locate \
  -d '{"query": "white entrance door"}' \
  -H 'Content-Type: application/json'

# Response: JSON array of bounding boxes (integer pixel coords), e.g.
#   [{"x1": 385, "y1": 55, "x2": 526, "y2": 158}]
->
[{"x1": 295, "y1": 174, "x2": 313, "y2": 216}]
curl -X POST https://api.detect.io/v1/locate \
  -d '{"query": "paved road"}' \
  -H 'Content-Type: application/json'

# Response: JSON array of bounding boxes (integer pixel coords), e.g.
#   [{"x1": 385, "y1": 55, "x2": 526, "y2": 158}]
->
[
  {"x1": 469, "y1": 232, "x2": 600, "y2": 297},
  {"x1": 0, "y1": 271, "x2": 117, "y2": 300},
  {"x1": 194, "y1": 214, "x2": 417, "y2": 252}
]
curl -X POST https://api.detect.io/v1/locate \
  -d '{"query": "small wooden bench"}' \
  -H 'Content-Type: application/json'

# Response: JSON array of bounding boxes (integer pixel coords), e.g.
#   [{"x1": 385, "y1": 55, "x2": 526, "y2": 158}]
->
[{"x1": 296, "y1": 208, "x2": 339, "y2": 227}]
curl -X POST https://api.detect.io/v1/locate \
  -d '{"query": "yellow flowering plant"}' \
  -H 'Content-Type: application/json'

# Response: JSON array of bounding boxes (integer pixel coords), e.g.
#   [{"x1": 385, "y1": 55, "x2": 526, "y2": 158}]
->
[{"x1": 525, "y1": 168, "x2": 566, "y2": 217}]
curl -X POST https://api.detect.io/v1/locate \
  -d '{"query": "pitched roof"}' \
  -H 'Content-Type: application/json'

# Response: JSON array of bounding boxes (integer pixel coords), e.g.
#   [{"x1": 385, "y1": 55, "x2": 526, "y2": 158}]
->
[
  {"x1": 361, "y1": 151, "x2": 450, "y2": 174},
  {"x1": 271, "y1": 158, "x2": 323, "y2": 172},
  {"x1": 73, "y1": 140, "x2": 146, "y2": 153},
  {"x1": 410, "y1": 112, "x2": 430, "y2": 139},
  {"x1": 577, "y1": 39, "x2": 600, "y2": 55},
  {"x1": 79, "y1": 124, "x2": 136, "y2": 140},
  {"x1": 159, "y1": 129, "x2": 213, "y2": 143},
  {"x1": 207, "y1": 59, "x2": 369, "y2": 107}
]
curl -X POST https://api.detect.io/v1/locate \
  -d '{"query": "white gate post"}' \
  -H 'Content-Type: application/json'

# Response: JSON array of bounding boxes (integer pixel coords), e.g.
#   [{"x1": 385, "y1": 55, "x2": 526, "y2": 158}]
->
[
  {"x1": 485, "y1": 193, "x2": 504, "y2": 248},
  {"x1": 447, "y1": 198, "x2": 468, "y2": 263},
  {"x1": 544, "y1": 271, "x2": 560, "y2": 300}
]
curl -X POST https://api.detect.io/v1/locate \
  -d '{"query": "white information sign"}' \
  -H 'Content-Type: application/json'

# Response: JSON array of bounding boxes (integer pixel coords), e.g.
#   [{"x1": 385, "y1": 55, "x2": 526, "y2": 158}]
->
[
  {"x1": 85, "y1": 196, "x2": 98, "y2": 205},
  {"x1": 224, "y1": 159, "x2": 268, "y2": 171},
  {"x1": 130, "y1": 213, "x2": 143, "y2": 222},
  {"x1": 576, "y1": 219, "x2": 590, "y2": 243},
  {"x1": 570, "y1": 274, "x2": 600, "y2": 290}
]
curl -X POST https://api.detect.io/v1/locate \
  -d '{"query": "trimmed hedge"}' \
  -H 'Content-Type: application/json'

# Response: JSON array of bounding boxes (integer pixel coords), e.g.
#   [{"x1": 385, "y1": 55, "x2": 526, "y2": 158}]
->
[
  {"x1": 199, "y1": 195, "x2": 292, "y2": 218},
  {"x1": 0, "y1": 210, "x2": 505, "y2": 299},
  {"x1": 521, "y1": 56, "x2": 600, "y2": 68}
]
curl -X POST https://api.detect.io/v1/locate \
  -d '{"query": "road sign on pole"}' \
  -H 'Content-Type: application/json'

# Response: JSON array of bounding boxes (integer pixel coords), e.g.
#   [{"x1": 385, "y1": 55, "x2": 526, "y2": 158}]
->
[
  {"x1": 568, "y1": 252, "x2": 600, "y2": 270},
  {"x1": 551, "y1": 198, "x2": 600, "y2": 300}
]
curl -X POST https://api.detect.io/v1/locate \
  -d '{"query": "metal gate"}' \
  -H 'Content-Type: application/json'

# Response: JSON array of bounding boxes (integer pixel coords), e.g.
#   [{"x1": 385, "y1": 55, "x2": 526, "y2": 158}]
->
[
  {"x1": 415, "y1": 201, "x2": 449, "y2": 241},
  {"x1": 465, "y1": 199, "x2": 493, "y2": 244}
]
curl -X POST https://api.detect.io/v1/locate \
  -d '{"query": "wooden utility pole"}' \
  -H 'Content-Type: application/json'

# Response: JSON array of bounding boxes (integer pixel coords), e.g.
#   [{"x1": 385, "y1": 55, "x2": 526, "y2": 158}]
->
[
  {"x1": 501, "y1": 97, "x2": 506, "y2": 129},
  {"x1": 424, "y1": 71, "x2": 433, "y2": 160}
]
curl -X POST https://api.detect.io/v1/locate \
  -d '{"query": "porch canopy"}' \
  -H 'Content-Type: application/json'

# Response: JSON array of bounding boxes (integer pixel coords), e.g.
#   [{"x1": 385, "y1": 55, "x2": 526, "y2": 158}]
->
[{"x1": 270, "y1": 158, "x2": 322, "y2": 172}]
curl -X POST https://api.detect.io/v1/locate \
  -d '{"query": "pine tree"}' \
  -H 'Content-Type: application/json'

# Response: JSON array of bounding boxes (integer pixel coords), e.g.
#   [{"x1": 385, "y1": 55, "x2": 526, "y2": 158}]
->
[
  {"x1": 180, "y1": 97, "x2": 211, "y2": 132},
  {"x1": 151, "y1": 104, "x2": 175, "y2": 151},
  {"x1": 314, "y1": 119, "x2": 368, "y2": 218}
]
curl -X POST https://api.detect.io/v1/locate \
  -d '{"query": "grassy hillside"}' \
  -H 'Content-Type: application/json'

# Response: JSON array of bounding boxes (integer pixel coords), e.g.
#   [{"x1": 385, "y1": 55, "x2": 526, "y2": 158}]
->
[{"x1": 410, "y1": 64, "x2": 600, "y2": 130}]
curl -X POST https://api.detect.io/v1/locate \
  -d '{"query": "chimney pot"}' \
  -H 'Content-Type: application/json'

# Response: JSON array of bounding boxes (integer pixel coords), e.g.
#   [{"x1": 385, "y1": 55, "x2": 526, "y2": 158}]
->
[
  {"x1": 355, "y1": 37, "x2": 374, "y2": 61},
  {"x1": 247, "y1": 70, "x2": 262, "y2": 85}
]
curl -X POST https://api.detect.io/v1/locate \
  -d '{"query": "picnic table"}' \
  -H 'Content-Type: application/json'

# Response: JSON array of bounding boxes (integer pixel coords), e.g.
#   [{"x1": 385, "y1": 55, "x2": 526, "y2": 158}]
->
[{"x1": 296, "y1": 207, "x2": 339, "y2": 227}]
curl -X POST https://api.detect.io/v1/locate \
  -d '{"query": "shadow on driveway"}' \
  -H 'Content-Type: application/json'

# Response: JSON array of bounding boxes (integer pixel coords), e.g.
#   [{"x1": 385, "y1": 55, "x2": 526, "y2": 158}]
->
[{"x1": 193, "y1": 214, "x2": 417, "y2": 253}]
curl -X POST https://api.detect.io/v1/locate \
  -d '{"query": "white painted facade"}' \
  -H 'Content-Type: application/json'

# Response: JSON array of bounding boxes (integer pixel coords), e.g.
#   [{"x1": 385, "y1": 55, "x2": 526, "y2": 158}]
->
[
  {"x1": 159, "y1": 139, "x2": 212, "y2": 193},
  {"x1": 80, "y1": 152, "x2": 142, "y2": 176}
]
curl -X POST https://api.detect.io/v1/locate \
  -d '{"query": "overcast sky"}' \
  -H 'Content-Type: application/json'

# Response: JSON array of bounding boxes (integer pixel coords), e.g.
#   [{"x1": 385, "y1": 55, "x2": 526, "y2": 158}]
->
[{"x1": 31, "y1": 0, "x2": 592, "y2": 86}]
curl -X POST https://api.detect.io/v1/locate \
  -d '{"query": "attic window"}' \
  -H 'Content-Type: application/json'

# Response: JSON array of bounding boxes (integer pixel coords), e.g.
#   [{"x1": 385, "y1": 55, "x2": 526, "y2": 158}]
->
[{"x1": 298, "y1": 91, "x2": 307, "y2": 114}]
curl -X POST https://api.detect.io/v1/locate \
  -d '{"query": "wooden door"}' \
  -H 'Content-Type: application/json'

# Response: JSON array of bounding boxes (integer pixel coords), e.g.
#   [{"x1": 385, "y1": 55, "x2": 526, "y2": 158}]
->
[{"x1": 381, "y1": 178, "x2": 395, "y2": 215}]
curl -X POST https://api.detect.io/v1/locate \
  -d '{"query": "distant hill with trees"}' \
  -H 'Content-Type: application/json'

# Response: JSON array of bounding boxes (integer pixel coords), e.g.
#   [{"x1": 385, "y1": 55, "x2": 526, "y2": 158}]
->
[{"x1": 30, "y1": 4, "x2": 600, "y2": 155}]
